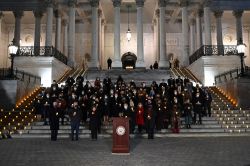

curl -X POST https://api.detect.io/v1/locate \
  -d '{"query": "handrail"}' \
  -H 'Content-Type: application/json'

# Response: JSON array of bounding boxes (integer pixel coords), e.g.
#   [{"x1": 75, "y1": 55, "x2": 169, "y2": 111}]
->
[
  {"x1": 214, "y1": 68, "x2": 239, "y2": 84},
  {"x1": 16, "y1": 46, "x2": 68, "y2": 65},
  {"x1": 0, "y1": 68, "x2": 41, "y2": 84},
  {"x1": 189, "y1": 45, "x2": 238, "y2": 65}
]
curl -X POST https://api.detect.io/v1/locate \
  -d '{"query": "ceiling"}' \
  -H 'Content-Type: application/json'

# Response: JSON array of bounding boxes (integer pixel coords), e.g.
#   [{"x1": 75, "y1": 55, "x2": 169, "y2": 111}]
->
[{"x1": 1, "y1": 0, "x2": 250, "y2": 26}]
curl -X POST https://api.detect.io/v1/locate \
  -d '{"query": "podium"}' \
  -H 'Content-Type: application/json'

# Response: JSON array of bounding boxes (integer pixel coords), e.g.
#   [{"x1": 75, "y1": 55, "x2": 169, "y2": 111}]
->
[{"x1": 112, "y1": 117, "x2": 130, "y2": 154}]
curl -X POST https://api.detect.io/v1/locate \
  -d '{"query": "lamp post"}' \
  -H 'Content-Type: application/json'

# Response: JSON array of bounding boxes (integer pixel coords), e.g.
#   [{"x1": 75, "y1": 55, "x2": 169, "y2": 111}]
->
[
  {"x1": 237, "y1": 38, "x2": 247, "y2": 76},
  {"x1": 8, "y1": 41, "x2": 18, "y2": 78},
  {"x1": 126, "y1": 5, "x2": 132, "y2": 42}
]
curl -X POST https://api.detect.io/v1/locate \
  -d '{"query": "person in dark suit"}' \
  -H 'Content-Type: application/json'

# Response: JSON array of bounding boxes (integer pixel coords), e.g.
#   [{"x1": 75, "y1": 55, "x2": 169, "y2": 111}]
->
[
  {"x1": 192, "y1": 91, "x2": 204, "y2": 124},
  {"x1": 153, "y1": 61, "x2": 159, "y2": 69},
  {"x1": 145, "y1": 99, "x2": 156, "y2": 139},
  {"x1": 107, "y1": 57, "x2": 112, "y2": 70},
  {"x1": 69, "y1": 101, "x2": 82, "y2": 141},
  {"x1": 49, "y1": 101, "x2": 60, "y2": 141},
  {"x1": 203, "y1": 88, "x2": 212, "y2": 117},
  {"x1": 90, "y1": 105, "x2": 98, "y2": 140}
]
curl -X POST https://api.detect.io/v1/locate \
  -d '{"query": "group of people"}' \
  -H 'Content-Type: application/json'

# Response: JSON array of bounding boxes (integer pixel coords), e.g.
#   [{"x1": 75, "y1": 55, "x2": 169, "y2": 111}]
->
[{"x1": 34, "y1": 74, "x2": 212, "y2": 140}]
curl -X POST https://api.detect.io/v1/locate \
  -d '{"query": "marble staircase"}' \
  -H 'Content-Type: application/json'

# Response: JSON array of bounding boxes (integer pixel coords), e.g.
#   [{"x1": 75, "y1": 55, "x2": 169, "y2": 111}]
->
[
  {"x1": 11, "y1": 69, "x2": 250, "y2": 138},
  {"x1": 85, "y1": 69, "x2": 172, "y2": 86}
]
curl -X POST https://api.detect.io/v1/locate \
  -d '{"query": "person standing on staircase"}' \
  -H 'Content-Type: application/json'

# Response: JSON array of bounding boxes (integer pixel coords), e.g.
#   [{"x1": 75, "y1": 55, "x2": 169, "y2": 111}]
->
[
  {"x1": 192, "y1": 91, "x2": 204, "y2": 125},
  {"x1": 203, "y1": 88, "x2": 212, "y2": 117},
  {"x1": 49, "y1": 101, "x2": 60, "y2": 141},
  {"x1": 107, "y1": 57, "x2": 112, "y2": 70},
  {"x1": 90, "y1": 105, "x2": 98, "y2": 140},
  {"x1": 69, "y1": 101, "x2": 82, "y2": 141}
]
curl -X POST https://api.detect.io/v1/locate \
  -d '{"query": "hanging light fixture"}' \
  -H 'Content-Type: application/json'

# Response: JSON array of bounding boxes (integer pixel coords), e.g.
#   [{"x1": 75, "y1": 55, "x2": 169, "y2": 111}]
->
[{"x1": 126, "y1": 5, "x2": 132, "y2": 42}]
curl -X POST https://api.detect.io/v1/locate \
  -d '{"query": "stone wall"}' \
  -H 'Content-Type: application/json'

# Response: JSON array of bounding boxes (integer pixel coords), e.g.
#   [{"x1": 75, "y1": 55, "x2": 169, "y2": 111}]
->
[
  {"x1": 14, "y1": 57, "x2": 71, "y2": 87},
  {"x1": 188, "y1": 56, "x2": 241, "y2": 86}
]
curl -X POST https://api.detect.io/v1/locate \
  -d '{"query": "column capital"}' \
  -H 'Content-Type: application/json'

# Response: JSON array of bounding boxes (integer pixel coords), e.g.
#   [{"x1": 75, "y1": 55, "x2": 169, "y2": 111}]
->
[
  {"x1": 155, "y1": 9, "x2": 160, "y2": 18},
  {"x1": 179, "y1": 0, "x2": 188, "y2": 7},
  {"x1": 45, "y1": 0, "x2": 55, "y2": 7},
  {"x1": 112, "y1": 0, "x2": 121, "y2": 7},
  {"x1": 136, "y1": 0, "x2": 145, "y2": 7},
  {"x1": 68, "y1": 0, "x2": 77, "y2": 7},
  {"x1": 98, "y1": 9, "x2": 102, "y2": 18},
  {"x1": 189, "y1": 18, "x2": 196, "y2": 25},
  {"x1": 153, "y1": 19, "x2": 157, "y2": 25},
  {"x1": 62, "y1": 19, "x2": 68, "y2": 26},
  {"x1": 33, "y1": 10, "x2": 44, "y2": 18},
  {"x1": 158, "y1": 0, "x2": 167, "y2": 7},
  {"x1": 195, "y1": 8, "x2": 203, "y2": 17},
  {"x1": 233, "y1": 10, "x2": 244, "y2": 18},
  {"x1": 13, "y1": 11, "x2": 24, "y2": 18},
  {"x1": 54, "y1": 9, "x2": 63, "y2": 18},
  {"x1": 0, "y1": 12, "x2": 4, "y2": 19},
  {"x1": 101, "y1": 19, "x2": 106, "y2": 26},
  {"x1": 89, "y1": 0, "x2": 99, "y2": 7},
  {"x1": 203, "y1": 0, "x2": 212, "y2": 7},
  {"x1": 213, "y1": 10, "x2": 223, "y2": 18}
]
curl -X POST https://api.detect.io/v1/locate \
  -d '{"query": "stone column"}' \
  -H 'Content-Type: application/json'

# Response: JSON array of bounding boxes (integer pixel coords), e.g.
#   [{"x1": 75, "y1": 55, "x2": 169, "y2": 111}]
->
[
  {"x1": 98, "y1": 9, "x2": 102, "y2": 68},
  {"x1": 153, "y1": 18, "x2": 158, "y2": 62},
  {"x1": 62, "y1": 19, "x2": 68, "y2": 57},
  {"x1": 214, "y1": 10, "x2": 223, "y2": 46},
  {"x1": 158, "y1": 0, "x2": 168, "y2": 68},
  {"x1": 214, "y1": 10, "x2": 224, "y2": 55},
  {"x1": 13, "y1": 10, "x2": 24, "y2": 46},
  {"x1": 189, "y1": 18, "x2": 196, "y2": 55},
  {"x1": 180, "y1": 0, "x2": 189, "y2": 66},
  {"x1": 33, "y1": 10, "x2": 43, "y2": 55},
  {"x1": 204, "y1": 1, "x2": 212, "y2": 45},
  {"x1": 136, "y1": 0, "x2": 145, "y2": 68},
  {"x1": 55, "y1": 10, "x2": 62, "y2": 51},
  {"x1": 68, "y1": 0, "x2": 76, "y2": 67},
  {"x1": 154, "y1": 9, "x2": 160, "y2": 62},
  {"x1": 76, "y1": 20, "x2": 84, "y2": 68},
  {"x1": 89, "y1": 0, "x2": 99, "y2": 69},
  {"x1": 112, "y1": 0, "x2": 122, "y2": 68},
  {"x1": 0, "y1": 12, "x2": 2, "y2": 41},
  {"x1": 101, "y1": 19, "x2": 106, "y2": 69},
  {"x1": 195, "y1": 8, "x2": 203, "y2": 49},
  {"x1": 233, "y1": 10, "x2": 244, "y2": 43},
  {"x1": 45, "y1": 1, "x2": 53, "y2": 47}
]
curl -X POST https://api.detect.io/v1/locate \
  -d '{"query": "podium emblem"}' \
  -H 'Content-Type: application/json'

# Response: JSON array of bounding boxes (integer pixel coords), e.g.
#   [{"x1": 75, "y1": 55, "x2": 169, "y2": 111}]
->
[{"x1": 116, "y1": 126, "x2": 125, "y2": 136}]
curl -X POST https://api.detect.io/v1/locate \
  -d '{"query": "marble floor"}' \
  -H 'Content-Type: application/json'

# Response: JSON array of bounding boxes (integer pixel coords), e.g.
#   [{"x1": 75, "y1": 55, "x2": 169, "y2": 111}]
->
[{"x1": 0, "y1": 137, "x2": 250, "y2": 166}]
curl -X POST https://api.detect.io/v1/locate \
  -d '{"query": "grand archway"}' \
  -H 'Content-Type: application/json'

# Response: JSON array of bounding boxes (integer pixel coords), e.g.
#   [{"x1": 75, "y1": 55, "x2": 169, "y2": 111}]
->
[{"x1": 121, "y1": 52, "x2": 137, "y2": 69}]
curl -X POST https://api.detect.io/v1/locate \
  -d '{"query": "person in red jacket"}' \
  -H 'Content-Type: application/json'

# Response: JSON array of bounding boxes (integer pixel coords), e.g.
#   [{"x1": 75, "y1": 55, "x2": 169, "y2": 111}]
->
[{"x1": 136, "y1": 102, "x2": 145, "y2": 134}]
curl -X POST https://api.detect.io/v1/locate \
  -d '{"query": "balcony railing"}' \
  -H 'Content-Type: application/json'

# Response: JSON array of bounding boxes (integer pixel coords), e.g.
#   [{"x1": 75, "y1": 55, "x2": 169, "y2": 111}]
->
[
  {"x1": 0, "y1": 68, "x2": 41, "y2": 84},
  {"x1": 189, "y1": 45, "x2": 238, "y2": 65},
  {"x1": 16, "y1": 46, "x2": 67, "y2": 65}
]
